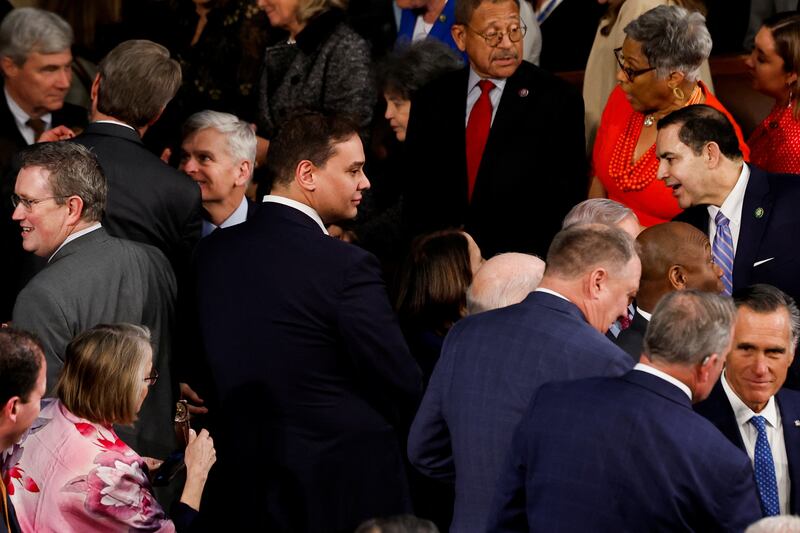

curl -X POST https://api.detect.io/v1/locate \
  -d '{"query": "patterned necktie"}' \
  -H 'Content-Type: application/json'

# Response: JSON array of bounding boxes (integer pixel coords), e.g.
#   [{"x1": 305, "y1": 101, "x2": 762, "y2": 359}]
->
[
  {"x1": 712, "y1": 211, "x2": 734, "y2": 295},
  {"x1": 26, "y1": 117, "x2": 46, "y2": 142},
  {"x1": 465, "y1": 80, "x2": 495, "y2": 203},
  {"x1": 750, "y1": 415, "x2": 780, "y2": 516}
]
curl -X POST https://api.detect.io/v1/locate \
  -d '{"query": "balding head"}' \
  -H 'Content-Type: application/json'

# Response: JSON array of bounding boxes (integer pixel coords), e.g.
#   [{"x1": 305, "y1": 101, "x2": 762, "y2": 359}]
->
[
  {"x1": 466, "y1": 253, "x2": 545, "y2": 315},
  {"x1": 635, "y1": 222, "x2": 723, "y2": 313}
]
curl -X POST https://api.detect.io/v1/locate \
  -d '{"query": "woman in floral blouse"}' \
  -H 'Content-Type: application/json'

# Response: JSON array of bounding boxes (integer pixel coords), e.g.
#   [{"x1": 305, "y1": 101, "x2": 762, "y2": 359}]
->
[{"x1": 8, "y1": 324, "x2": 216, "y2": 532}]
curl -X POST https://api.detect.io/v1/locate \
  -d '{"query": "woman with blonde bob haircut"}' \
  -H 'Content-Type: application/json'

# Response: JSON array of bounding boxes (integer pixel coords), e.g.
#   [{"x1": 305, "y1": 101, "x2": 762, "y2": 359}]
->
[{"x1": 9, "y1": 324, "x2": 217, "y2": 532}]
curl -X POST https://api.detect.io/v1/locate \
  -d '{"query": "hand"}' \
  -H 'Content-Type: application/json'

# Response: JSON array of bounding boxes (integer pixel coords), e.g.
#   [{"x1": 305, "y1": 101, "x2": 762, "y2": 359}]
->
[
  {"x1": 37, "y1": 125, "x2": 76, "y2": 143},
  {"x1": 255, "y1": 135, "x2": 269, "y2": 168},
  {"x1": 179, "y1": 382, "x2": 208, "y2": 415},
  {"x1": 160, "y1": 147, "x2": 172, "y2": 164},
  {"x1": 327, "y1": 224, "x2": 356, "y2": 243},
  {"x1": 142, "y1": 456, "x2": 164, "y2": 472},
  {"x1": 180, "y1": 429, "x2": 216, "y2": 510}
]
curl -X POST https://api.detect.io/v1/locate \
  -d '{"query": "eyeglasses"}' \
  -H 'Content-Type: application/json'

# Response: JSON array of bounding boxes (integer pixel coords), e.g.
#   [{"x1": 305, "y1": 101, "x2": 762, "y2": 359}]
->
[
  {"x1": 10, "y1": 194, "x2": 68, "y2": 210},
  {"x1": 467, "y1": 22, "x2": 527, "y2": 47},
  {"x1": 614, "y1": 47, "x2": 656, "y2": 82},
  {"x1": 144, "y1": 370, "x2": 159, "y2": 387}
]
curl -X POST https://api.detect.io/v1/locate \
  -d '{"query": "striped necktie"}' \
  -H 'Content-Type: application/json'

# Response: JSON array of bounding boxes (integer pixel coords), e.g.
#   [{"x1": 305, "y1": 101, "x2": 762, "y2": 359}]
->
[{"x1": 712, "y1": 211, "x2": 734, "y2": 295}]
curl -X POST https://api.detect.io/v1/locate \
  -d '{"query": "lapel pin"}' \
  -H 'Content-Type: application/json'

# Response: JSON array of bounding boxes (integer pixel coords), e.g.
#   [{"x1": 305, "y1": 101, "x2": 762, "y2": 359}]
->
[
  {"x1": 439, "y1": 14, "x2": 447, "y2": 22},
  {"x1": 794, "y1": 420, "x2": 800, "y2": 427},
  {"x1": 755, "y1": 207, "x2": 764, "y2": 219},
  {"x1": 518, "y1": 88, "x2": 529, "y2": 97}
]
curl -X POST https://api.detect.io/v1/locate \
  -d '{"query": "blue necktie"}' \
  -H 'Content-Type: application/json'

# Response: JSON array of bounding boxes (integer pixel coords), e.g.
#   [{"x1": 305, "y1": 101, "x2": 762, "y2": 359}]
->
[
  {"x1": 712, "y1": 211, "x2": 734, "y2": 295},
  {"x1": 750, "y1": 415, "x2": 780, "y2": 516}
]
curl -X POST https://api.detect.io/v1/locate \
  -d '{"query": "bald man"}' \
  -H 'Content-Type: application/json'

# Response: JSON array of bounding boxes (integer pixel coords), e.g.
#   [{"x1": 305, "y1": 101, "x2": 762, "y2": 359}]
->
[
  {"x1": 466, "y1": 253, "x2": 545, "y2": 315},
  {"x1": 615, "y1": 222, "x2": 724, "y2": 361}
]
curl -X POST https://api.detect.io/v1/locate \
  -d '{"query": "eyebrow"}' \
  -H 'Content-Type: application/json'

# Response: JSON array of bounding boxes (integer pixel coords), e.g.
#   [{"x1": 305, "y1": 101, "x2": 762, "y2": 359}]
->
[
  {"x1": 736, "y1": 342, "x2": 787, "y2": 353},
  {"x1": 347, "y1": 161, "x2": 365, "y2": 171}
]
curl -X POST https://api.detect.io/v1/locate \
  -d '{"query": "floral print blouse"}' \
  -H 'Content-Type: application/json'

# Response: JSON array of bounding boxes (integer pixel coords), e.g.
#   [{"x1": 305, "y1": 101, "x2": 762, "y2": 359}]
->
[{"x1": 5, "y1": 400, "x2": 176, "y2": 532}]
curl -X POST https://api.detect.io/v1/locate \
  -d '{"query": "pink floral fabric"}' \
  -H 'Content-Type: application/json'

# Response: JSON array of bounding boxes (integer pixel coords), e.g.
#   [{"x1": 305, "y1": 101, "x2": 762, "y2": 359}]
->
[{"x1": 6, "y1": 400, "x2": 175, "y2": 532}]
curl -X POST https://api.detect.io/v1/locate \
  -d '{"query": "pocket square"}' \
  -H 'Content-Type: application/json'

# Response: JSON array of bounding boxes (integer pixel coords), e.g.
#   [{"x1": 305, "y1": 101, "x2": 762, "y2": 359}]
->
[{"x1": 753, "y1": 257, "x2": 775, "y2": 267}]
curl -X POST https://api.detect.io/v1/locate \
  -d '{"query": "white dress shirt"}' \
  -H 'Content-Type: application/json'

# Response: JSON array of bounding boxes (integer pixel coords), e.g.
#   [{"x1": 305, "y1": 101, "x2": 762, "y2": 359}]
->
[
  {"x1": 633, "y1": 362, "x2": 692, "y2": 401},
  {"x1": 534, "y1": 287, "x2": 570, "y2": 302},
  {"x1": 202, "y1": 196, "x2": 249, "y2": 237},
  {"x1": 49, "y1": 223, "x2": 102, "y2": 263},
  {"x1": 5, "y1": 88, "x2": 52, "y2": 145},
  {"x1": 721, "y1": 371, "x2": 790, "y2": 514},
  {"x1": 262, "y1": 195, "x2": 328, "y2": 235},
  {"x1": 465, "y1": 68, "x2": 507, "y2": 126},
  {"x1": 707, "y1": 164, "x2": 750, "y2": 255}
]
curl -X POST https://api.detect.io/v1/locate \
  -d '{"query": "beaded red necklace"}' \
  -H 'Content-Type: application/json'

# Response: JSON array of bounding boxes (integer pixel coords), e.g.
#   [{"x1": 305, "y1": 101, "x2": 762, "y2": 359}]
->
[{"x1": 608, "y1": 86, "x2": 703, "y2": 192}]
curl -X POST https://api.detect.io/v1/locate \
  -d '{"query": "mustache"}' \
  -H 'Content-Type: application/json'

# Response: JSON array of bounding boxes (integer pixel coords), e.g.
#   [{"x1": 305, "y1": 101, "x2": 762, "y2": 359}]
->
[{"x1": 491, "y1": 50, "x2": 519, "y2": 61}]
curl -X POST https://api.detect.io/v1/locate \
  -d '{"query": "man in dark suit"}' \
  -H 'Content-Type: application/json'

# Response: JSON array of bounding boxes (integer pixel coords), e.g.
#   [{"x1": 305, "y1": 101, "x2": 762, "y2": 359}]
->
[
  {"x1": 194, "y1": 113, "x2": 423, "y2": 532},
  {"x1": 615, "y1": 221, "x2": 724, "y2": 361},
  {"x1": 74, "y1": 39, "x2": 202, "y2": 285},
  {"x1": 402, "y1": 0, "x2": 586, "y2": 258},
  {"x1": 658, "y1": 104, "x2": 800, "y2": 387},
  {"x1": 10, "y1": 142, "x2": 178, "y2": 461},
  {"x1": 488, "y1": 290, "x2": 762, "y2": 531},
  {"x1": 408, "y1": 224, "x2": 639, "y2": 531},
  {"x1": 179, "y1": 110, "x2": 258, "y2": 237},
  {"x1": 0, "y1": 8, "x2": 88, "y2": 320},
  {"x1": 696, "y1": 284, "x2": 800, "y2": 516},
  {"x1": 0, "y1": 328, "x2": 46, "y2": 533}
]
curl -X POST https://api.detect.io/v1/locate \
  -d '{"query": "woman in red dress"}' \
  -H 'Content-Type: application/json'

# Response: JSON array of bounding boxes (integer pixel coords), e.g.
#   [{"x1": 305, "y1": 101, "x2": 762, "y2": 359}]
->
[
  {"x1": 746, "y1": 12, "x2": 800, "y2": 174},
  {"x1": 589, "y1": 5, "x2": 748, "y2": 227}
]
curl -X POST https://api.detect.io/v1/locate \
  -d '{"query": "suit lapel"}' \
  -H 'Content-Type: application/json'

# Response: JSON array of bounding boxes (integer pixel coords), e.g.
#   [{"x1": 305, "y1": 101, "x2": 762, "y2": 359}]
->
[
  {"x1": 699, "y1": 380, "x2": 746, "y2": 450},
  {"x1": 777, "y1": 390, "x2": 800, "y2": 513},
  {"x1": 733, "y1": 167, "x2": 772, "y2": 290}
]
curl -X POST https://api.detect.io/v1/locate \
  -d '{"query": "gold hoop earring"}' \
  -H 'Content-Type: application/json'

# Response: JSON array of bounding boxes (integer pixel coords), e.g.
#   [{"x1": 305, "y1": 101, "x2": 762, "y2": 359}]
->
[
  {"x1": 672, "y1": 86, "x2": 685, "y2": 100},
  {"x1": 788, "y1": 89, "x2": 794, "y2": 109}
]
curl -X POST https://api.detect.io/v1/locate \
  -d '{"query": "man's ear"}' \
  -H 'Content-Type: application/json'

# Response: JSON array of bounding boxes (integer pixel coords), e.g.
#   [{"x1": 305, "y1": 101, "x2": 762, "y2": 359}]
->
[
  {"x1": 64, "y1": 195, "x2": 85, "y2": 225},
  {"x1": 90, "y1": 73, "x2": 101, "y2": 102},
  {"x1": 1, "y1": 396, "x2": 19, "y2": 424},
  {"x1": 696, "y1": 353, "x2": 719, "y2": 384},
  {"x1": 452, "y1": 24, "x2": 467, "y2": 52},
  {"x1": 295, "y1": 160, "x2": 316, "y2": 192},
  {"x1": 235, "y1": 160, "x2": 253, "y2": 188},
  {"x1": 1, "y1": 56, "x2": 18, "y2": 79},
  {"x1": 667, "y1": 265, "x2": 687, "y2": 290},
  {"x1": 587, "y1": 267, "x2": 609, "y2": 298},
  {"x1": 704, "y1": 141, "x2": 722, "y2": 168}
]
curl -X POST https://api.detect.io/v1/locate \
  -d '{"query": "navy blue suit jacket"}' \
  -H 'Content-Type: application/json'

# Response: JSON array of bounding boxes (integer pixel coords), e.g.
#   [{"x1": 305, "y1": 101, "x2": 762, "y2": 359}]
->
[
  {"x1": 194, "y1": 202, "x2": 423, "y2": 532},
  {"x1": 695, "y1": 380, "x2": 800, "y2": 514},
  {"x1": 407, "y1": 291, "x2": 633, "y2": 531},
  {"x1": 488, "y1": 370, "x2": 762, "y2": 532},
  {"x1": 676, "y1": 165, "x2": 800, "y2": 386}
]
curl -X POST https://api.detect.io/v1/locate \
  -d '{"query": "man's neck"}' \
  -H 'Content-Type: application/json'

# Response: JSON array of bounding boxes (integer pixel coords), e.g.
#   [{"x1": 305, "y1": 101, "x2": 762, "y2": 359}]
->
[
  {"x1": 708, "y1": 162, "x2": 744, "y2": 207},
  {"x1": 90, "y1": 110, "x2": 147, "y2": 137},
  {"x1": 5, "y1": 84, "x2": 45, "y2": 119},
  {"x1": 205, "y1": 193, "x2": 245, "y2": 227}
]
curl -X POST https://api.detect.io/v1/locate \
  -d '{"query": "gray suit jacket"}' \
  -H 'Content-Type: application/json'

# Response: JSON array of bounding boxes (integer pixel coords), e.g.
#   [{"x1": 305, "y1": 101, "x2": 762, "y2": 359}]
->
[{"x1": 12, "y1": 227, "x2": 178, "y2": 458}]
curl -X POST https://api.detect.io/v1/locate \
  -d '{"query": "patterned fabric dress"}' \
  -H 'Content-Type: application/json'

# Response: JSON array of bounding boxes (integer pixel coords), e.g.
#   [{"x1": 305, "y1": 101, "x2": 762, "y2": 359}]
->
[{"x1": 749, "y1": 104, "x2": 800, "y2": 174}]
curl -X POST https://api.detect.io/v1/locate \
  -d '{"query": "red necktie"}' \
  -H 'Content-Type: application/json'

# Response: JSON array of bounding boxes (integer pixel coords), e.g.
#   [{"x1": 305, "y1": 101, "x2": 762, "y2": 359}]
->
[{"x1": 465, "y1": 80, "x2": 495, "y2": 202}]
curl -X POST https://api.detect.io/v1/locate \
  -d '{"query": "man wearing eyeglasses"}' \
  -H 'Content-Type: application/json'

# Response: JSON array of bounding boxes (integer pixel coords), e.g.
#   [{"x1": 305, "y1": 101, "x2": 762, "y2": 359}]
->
[
  {"x1": 9, "y1": 141, "x2": 180, "y2": 465},
  {"x1": 402, "y1": 0, "x2": 586, "y2": 260}
]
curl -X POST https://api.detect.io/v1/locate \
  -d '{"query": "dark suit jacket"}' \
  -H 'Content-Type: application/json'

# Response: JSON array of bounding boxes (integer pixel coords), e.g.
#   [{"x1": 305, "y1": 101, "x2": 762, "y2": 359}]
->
[
  {"x1": 0, "y1": 90, "x2": 88, "y2": 320},
  {"x1": 676, "y1": 165, "x2": 800, "y2": 386},
  {"x1": 403, "y1": 62, "x2": 587, "y2": 258},
  {"x1": 612, "y1": 307, "x2": 649, "y2": 363},
  {"x1": 488, "y1": 370, "x2": 762, "y2": 532},
  {"x1": 194, "y1": 202, "x2": 423, "y2": 532},
  {"x1": 72, "y1": 122, "x2": 202, "y2": 278},
  {"x1": 695, "y1": 380, "x2": 800, "y2": 514},
  {"x1": 407, "y1": 291, "x2": 634, "y2": 531}
]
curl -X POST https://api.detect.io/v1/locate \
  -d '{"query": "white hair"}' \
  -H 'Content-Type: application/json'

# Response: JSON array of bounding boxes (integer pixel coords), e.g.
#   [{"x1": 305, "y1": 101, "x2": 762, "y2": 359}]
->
[{"x1": 466, "y1": 253, "x2": 545, "y2": 315}]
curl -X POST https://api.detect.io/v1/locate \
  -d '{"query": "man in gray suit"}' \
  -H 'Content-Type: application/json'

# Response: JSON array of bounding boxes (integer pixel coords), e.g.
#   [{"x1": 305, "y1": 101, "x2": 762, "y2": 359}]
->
[{"x1": 9, "y1": 141, "x2": 177, "y2": 460}]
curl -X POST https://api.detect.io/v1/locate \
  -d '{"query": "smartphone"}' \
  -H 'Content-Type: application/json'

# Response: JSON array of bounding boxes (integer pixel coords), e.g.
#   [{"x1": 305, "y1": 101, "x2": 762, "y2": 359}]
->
[{"x1": 150, "y1": 450, "x2": 185, "y2": 486}]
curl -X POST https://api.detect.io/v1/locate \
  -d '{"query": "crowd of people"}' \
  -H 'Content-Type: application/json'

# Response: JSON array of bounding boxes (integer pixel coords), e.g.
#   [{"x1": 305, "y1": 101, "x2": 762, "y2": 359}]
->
[{"x1": 1, "y1": 0, "x2": 800, "y2": 532}]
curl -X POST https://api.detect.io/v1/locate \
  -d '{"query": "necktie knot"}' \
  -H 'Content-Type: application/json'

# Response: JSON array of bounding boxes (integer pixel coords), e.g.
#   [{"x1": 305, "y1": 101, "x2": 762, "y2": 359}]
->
[
  {"x1": 750, "y1": 415, "x2": 767, "y2": 432},
  {"x1": 26, "y1": 117, "x2": 46, "y2": 142},
  {"x1": 478, "y1": 79, "x2": 495, "y2": 95},
  {"x1": 715, "y1": 211, "x2": 730, "y2": 228}
]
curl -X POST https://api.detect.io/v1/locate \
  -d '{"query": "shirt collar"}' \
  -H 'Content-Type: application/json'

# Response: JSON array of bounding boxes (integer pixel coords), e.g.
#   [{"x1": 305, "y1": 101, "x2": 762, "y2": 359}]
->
[
  {"x1": 636, "y1": 307, "x2": 652, "y2": 322},
  {"x1": 467, "y1": 68, "x2": 507, "y2": 93},
  {"x1": 5, "y1": 87, "x2": 52, "y2": 134},
  {"x1": 707, "y1": 163, "x2": 749, "y2": 224},
  {"x1": 49, "y1": 222, "x2": 102, "y2": 262},
  {"x1": 534, "y1": 287, "x2": 570, "y2": 302},
  {"x1": 203, "y1": 196, "x2": 249, "y2": 237},
  {"x1": 93, "y1": 119, "x2": 137, "y2": 132},
  {"x1": 262, "y1": 194, "x2": 328, "y2": 235},
  {"x1": 721, "y1": 370, "x2": 779, "y2": 428},
  {"x1": 634, "y1": 362, "x2": 693, "y2": 400}
]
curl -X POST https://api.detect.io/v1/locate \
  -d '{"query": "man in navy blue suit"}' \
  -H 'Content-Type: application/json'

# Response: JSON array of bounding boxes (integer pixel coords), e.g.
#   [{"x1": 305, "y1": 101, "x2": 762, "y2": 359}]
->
[
  {"x1": 657, "y1": 104, "x2": 800, "y2": 387},
  {"x1": 194, "y1": 113, "x2": 423, "y2": 532},
  {"x1": 407, "y1": 224, "x2": 639, "y2": 531},
  {"x1": 488, "y1": 290, "x2": 762, "y2": 532},
  {"x1": 696, "y1": 284, "x2": 800, "y2": 516}
]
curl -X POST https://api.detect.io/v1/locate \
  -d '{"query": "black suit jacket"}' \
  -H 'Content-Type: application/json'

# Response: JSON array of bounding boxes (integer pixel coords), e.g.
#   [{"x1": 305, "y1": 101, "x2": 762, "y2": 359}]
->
[
  {"x1": 194, "y1": 202, "x2": 423, "y2": 532},
  {"x1": 403, "y1": 62, "x2": 587, "y2": 258},
  {"x1": 676, "y1": 165, "x2": 800, "y2": 386},
  {"x1": 0, "y1": 90, "x2": 88, "y2": 320},
  {"x1": 695, "y1": 380, "x2": 800, "y2": 514},
  {"x1": 613, "y1": 307, "x2": 648, "y2": 363},
  {"x1": 73, "y1": 122, "x2": 202, "y2": 274}
]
